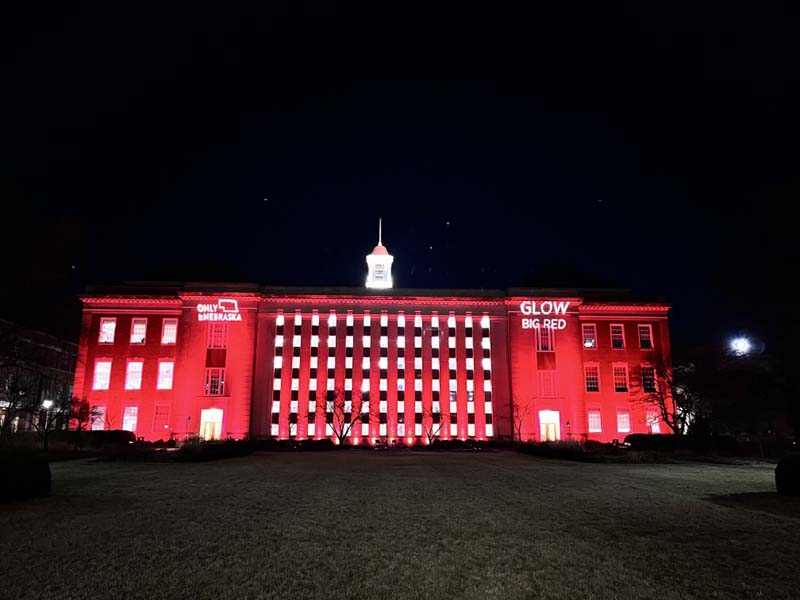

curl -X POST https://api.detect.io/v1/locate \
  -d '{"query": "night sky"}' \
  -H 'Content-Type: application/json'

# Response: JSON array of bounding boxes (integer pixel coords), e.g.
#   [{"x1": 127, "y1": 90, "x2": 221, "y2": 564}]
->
[{"x1": 2, "y1": 5, "x2": 797, "y2": 354}]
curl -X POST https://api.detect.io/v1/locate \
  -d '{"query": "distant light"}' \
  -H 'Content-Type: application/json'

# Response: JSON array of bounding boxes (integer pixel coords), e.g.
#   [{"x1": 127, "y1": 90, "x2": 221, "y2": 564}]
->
[
  {"x1": 406, "y1": 436, "x2": 414, "y2": 445},
  {"x1": 730, "y1": 337, "x2": 752, "y2": 356},
  {"x1": 584, "y1": 339, "x2": 595, "y2": 348},
  {"x1": 352, "y1": 437, "x2": 360, "y2": 445},
  {"x1": 42, "y1": 400, "x2": 53, "y2": 410}
]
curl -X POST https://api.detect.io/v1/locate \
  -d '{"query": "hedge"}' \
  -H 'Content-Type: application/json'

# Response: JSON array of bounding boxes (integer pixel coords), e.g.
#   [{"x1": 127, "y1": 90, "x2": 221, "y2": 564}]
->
[
  {"x1": 0, "y1": 452, "x2": 51, "y2": 502},
  {"x1": 176, "y1": 438, "x2": 253, "y2": 461},
  {"x1": 775, "y1": 454, "x2": 800, "y2": 496}
]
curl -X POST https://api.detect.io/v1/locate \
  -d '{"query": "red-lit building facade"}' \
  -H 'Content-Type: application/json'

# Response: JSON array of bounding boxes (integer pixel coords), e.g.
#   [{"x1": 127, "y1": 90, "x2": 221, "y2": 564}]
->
[{"x1": 73, "y1": 283, "x2": 672, "y2": 444}]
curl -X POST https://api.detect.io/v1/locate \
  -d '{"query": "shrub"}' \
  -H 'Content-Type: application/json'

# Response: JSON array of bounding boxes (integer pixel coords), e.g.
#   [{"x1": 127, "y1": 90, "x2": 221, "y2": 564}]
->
[
  {"x1": 515, "y1": 441, "x2": 591, "y2": 461},
  {"x1": 624, "y1": 434, "x2": 679, "y2": 451},
  {"x1": 775, "y1": 454, "x2": 800, "y2": 496},
  {"x1": 0, "y1": 452, "x2": 51, "y2": 502},
  {"x1": 177, "y1": 438, "x2": 253, "y2": 462}
]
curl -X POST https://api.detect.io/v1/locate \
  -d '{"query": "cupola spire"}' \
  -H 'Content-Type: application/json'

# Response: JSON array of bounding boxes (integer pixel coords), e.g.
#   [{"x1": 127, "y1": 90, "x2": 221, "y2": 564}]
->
[{"x1": 366, "y1": 218, "x2": 394, "y2": 289}]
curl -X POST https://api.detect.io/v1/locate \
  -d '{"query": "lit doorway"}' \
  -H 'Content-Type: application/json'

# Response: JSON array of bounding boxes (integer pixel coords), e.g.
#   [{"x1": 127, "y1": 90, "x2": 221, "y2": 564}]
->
[
  {"x1": 539, "y1": 410, "x2": 560, "y2": 441},
  {"x1": 200, "y1": 408, "x2": 223, "y2": 440}
]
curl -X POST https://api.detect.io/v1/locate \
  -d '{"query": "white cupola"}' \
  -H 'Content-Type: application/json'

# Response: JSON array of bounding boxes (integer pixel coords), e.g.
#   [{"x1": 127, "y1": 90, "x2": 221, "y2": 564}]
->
[{"x1": 366, "y1": 218, "x2": 394, "y2": 289}]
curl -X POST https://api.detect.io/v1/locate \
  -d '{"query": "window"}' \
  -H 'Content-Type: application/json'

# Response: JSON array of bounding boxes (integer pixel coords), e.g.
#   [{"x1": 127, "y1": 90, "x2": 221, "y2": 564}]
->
[
  {"x1": 613, "y1": 365, "x2": 629, "y2": 392},
  {"x1": 125, "y1": 360, "x2": 143, "y2": 390},
  {"x1": 130, "y1": 318, "x2": 147, "y2": 344},
  {"x1": 157, "y1": 360, "x2": 174, "y2": 390},
  {"x1": 98, "y1": 318, "x2": 116, "y2": 343},
  {"x1": 638, "y1": 324, "x2": 653, "y2": 350},
  {"x1": 582, "y1": 324, "x2": 597, "y2": 349},
  {"x1": 205, "y1": 368, "x2": 225, "y2": 396},
  {"x1": 122, "y1": 406, "x2": 138, "y2": 433},
  {"x1": 610, "y1": 324, "x2": 625, "y2": 349},
  {"x1": 93, "y1": 360, "x2": 112, "y2": 390},
  {"x1": 538, "y1": 370, "x2": 557, "y2": 397},
  {"x1": 584, "y1": 364, "x2": 600, "y2": 392},
  {"x1": 207, "y1": 322, "x2": 228, "y2": 349},
  {"x1": 153, "y1": 405, "x2": 170, "y2": 435},
  {"x1": 535, "y1": 326, "x2": 554, "y2": 352},
  {"x1": 91, "y1": 406, "x2": 106, "y2": 430},
  {"x1": 617, "y1": 411, "x2": 631, "y2": 433},
  {"x1": 641, "y1": 366, "x2": 656, "y2": 392},
  {"x1": 161, "y1": 318, "x2": 178, "y2": 344},
  {"x1": 647, "y1": 410, "x2": 661, "y2": 433},
  {"x1": 588, "y1": 410, "x2": 602, "y2": 433}
]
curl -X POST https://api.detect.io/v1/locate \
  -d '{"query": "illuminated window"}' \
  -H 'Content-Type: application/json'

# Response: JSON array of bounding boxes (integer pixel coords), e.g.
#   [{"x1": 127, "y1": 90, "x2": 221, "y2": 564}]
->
[
  {"x1": 125, "y1": 360, "x2": 143, "y2": 390},
  {"x1": 613, "y1": 364, "x2": 629, "y2": 392},
  {"x1": 98, "y1": 318, "x2": 116, "y2": 344},
  {"x1": 208, "y1": 322, "x2": 228, "y2": 349},
  {"x1": 617, "y1": 411, "x2": 631, "y2": 433},
  {"x1": 610, "y1": 324, "x2": 625, "y2": 349},
  {"x1": 157, "y1": 360, "x2": 174, "y2": 390},
  {"x1": 538, "y1": 370, "x2": 557, "y2": 397},
  {"x1": 535, "y1": 327, "x2": 554, "y2": 352},
  {"x1": 647, "y1": 410, "x2": 661, "y2": 433},
  {"x1": 588, "y1": 410, "x2": 602, "y2": 433},
  {"x1": 153, "y1": 404, "x2": 170, "y2": 434},
  {"x1": 641, "y1": 366, "x2": 656, "y2": 392},
  {"x1": 91, "y1": 406, "x2": 106, "y2": 430},
  {"x1": 582, "y1": 323, "x2": 597, "y2": 349},
  {"x1": 130, "y1": 318, "x2": 147, "y2": 344},
  {"x1": 93, "y1": 360, "x2": 112, "y2": 390},
  {"x1": 584, "y1": 363, "x2": 600, "y2": 392},
  {"x1": 205, "y1": 368, "x2": 225, "y2": 396},
  {"x1": 161, "y1": 318, "x2": 178, "y2": 344},
  {"x1": 122, "y1": 406, "x2": 138, "y2": 433},
  {"x1": 638, "y1": 324, "x2": 654, "y2": 350}
]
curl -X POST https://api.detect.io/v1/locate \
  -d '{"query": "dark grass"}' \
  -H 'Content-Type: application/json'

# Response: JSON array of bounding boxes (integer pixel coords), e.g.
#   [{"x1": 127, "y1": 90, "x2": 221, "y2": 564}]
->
[{"x1": 1, "y1": 451, "x2": 798, "y2": 599}]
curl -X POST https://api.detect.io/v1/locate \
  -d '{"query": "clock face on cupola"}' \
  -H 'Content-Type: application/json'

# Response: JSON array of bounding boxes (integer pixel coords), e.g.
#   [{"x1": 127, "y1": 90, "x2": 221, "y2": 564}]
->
[{"x1": 366, "y1": 218, "x2": 394, "y2": 289}]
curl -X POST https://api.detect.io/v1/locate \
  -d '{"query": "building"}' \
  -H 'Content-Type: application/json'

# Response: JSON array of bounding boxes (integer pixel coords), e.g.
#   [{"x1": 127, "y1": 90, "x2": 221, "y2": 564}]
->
[
  {"x1": 72, "y1": 230, "x2": 671, "y2": 444},
  {"x1": 0, "y1": 319, "x2": 78, "y2": 434}
]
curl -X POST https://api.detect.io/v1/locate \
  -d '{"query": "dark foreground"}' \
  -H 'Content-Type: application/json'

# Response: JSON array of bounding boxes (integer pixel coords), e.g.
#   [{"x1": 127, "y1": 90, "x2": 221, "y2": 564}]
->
[{"x1": 1, "y1": 451, "x2": 797, "y2": 599}]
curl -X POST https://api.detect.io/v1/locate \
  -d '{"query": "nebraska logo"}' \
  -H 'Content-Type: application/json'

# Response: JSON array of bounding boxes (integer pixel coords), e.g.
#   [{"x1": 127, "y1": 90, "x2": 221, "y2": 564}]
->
[{"x1": 196, "y1": 298, "x2": 242, "y2": 322}]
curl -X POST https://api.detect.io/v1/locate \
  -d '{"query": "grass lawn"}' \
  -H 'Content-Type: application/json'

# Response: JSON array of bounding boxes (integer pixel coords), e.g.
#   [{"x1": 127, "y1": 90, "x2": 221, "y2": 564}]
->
[{"x1": 1, "y1": 451, "x2": 798, "y2": 600}]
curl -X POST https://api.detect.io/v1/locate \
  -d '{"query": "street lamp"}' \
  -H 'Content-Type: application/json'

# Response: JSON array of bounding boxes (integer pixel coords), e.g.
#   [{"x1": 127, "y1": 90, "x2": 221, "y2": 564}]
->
[
  {"x1": 41, "y1": 399, "x2": 54, "y2": 434},
  {"x1": 730, "y1": 337, "x2": 752, "y2": 356}
]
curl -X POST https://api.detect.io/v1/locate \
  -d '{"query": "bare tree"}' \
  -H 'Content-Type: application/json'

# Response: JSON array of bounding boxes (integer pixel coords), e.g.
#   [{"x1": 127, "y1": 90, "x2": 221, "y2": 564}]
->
[
  {"x1": 421, "y1": 403, "x2": 445, "y2": 445},
  {"x1": 0, "y1": 367, "x2": 39, "y2": 437},
  {"x1": 512, "y1": 403, "x2": 531, "y2": 443},
  {"x1": 69, "y1": 397, "x2": 97, "y2": 450},
  {"x1": 636, "y1": 351, "x2": 705, "y2": 435},
  {"x1": 24, "y1": 382, "x2": 72, "y2": 451},
  {"x1": 321, "y1": 387, "x2": 366, "y2": 446}
]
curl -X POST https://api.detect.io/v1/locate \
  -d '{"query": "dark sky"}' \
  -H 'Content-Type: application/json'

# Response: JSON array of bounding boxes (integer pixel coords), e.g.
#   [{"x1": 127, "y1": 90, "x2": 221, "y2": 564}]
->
[{"x1": 2, "y1": 4, "x2": 797, "y2": 354}]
